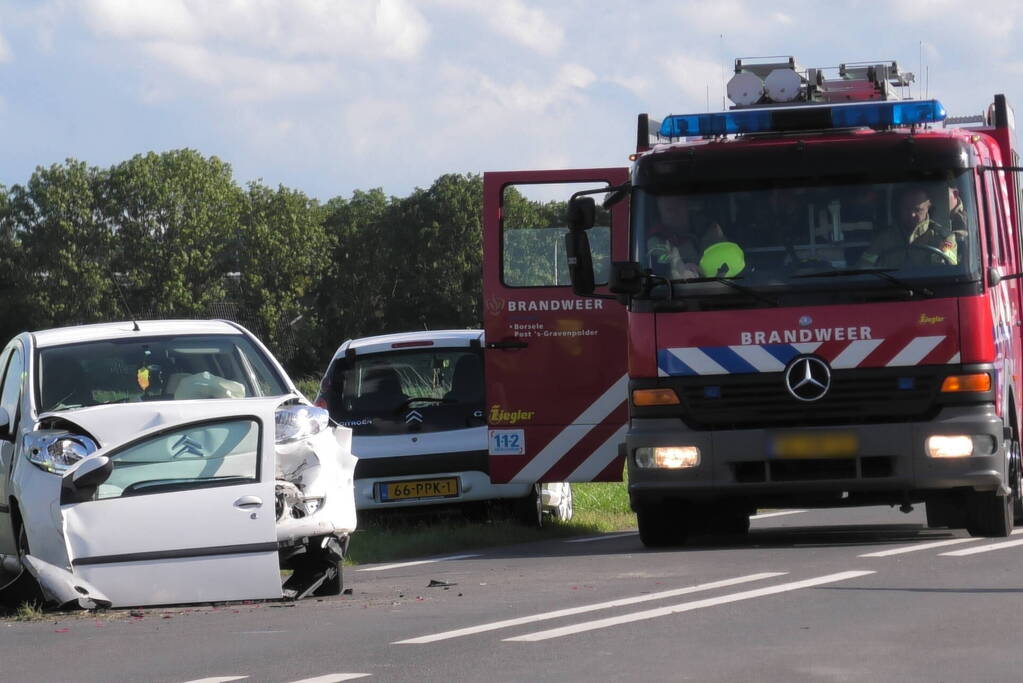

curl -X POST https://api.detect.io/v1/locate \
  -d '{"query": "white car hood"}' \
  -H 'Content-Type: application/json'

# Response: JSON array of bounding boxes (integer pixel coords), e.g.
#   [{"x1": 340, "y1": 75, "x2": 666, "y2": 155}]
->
[{"x1": 39, "y1": 397, "x2": 292, "y2": 446}]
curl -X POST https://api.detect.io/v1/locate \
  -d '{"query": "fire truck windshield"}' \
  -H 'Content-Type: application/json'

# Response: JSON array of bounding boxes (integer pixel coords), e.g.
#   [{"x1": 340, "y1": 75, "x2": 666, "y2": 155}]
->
[{"x1": 632, "y1": 170, "x2": 980, "y2": 300}]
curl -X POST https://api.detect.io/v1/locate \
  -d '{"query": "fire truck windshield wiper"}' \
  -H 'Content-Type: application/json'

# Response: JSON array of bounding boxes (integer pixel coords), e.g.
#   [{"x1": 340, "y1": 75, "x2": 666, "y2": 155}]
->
[
  {"x1": 669, "y1": 276, "x2": 779, "y2": 307},
  {"x1": 790, "y1": 267, "x2": 934, "y2": 297}
]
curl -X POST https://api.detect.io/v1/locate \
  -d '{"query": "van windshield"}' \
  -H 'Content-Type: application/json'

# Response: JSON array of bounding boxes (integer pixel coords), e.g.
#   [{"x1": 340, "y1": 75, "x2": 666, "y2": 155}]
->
[
  {"x1": 323, "y1": 348, "x2": 485, "y2": 436},
  {"x1": 631, "y1": 170, "x2": 981, "y2": 296}
]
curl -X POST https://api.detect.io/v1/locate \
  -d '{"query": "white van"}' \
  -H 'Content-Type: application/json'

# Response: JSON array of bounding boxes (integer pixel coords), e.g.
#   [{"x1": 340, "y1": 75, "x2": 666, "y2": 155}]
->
[{"x1": 315, "y1": 330, "x2": 571, "y2": 526}]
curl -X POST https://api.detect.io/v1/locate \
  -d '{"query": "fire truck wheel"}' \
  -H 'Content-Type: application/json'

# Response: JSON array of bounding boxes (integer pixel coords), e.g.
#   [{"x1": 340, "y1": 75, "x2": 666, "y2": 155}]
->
[
  {"x1": 965, "y1": 490, "x2": 1013, "y2": 538},
  {"x1": 513, "y1": 483, "x2": 544, "y2": 528},
  {"x1": 1010, "y1": 439, "x2": 1023, "y2": 524},
  {"x1": 637, "y1": 504, "x2": 688, "y2": 547}
]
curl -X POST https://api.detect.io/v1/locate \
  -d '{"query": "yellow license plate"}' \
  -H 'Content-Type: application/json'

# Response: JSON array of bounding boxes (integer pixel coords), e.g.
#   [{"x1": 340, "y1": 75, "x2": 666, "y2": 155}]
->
[
  {"x1": 380, "y1": 478, "x2": 459, "y2": 502},
  {"x1": 772, "y1": 432, "x2": 858, "y2": 459}
]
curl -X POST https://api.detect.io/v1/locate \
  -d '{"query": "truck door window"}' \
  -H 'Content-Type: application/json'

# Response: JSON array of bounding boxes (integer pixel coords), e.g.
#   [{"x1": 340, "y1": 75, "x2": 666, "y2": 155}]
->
[
  {"x1": 501, "y1": 183, "x2": 611, "y2": 287},
  {"x1": 982, "y1": 171, "x2": 1005, "y2": 264}
]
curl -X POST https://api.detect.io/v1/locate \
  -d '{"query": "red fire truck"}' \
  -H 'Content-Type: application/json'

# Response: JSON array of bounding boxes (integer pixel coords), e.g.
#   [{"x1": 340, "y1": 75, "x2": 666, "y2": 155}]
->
[{"x1": 483, "y1": 57, "x2": 1023, "y2": 546}]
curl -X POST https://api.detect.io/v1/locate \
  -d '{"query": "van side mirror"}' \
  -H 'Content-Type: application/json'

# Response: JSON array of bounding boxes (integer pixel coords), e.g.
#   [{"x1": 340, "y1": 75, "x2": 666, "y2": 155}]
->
[
  {"x1": 565, "y1": 230, "x2": 596, "y2": 296},
  {"x1": 567, "y1": 196, "x2": 596, "y2": 232}
]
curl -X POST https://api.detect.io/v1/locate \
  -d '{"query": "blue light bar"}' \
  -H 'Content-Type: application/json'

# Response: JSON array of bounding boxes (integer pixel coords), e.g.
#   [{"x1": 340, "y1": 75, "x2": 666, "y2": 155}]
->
[{"x1": 659, "y1": 99, "x2": 947, "y2": 138}]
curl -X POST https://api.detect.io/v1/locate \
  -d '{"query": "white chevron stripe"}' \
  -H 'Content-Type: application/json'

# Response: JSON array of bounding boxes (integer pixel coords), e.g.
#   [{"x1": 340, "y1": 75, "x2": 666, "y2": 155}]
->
[
  {"x1": 730, "y1": 345, "x2": 786, "y2": 372},
  {"x1": 792, "y1": 342, "x2": 823, "y2": 354},
  {"x1": 668, "y1": 347, "x2": 727, "y2": 375},
  {"x1": 887, "y1": 336, "x2": 944, "y2": 367},
  {"x1": 567, "y1": 423, "x2": 628, "y2": 481},
  {"x1": 948, "y1": 351, "x2": 961, "y2": 364},
  {"x1": 510, "y1": 374, "x2": 628, "y2": 483},
  {"x1": 830, "y1": 339, "x2": 884, "y2": 369}
]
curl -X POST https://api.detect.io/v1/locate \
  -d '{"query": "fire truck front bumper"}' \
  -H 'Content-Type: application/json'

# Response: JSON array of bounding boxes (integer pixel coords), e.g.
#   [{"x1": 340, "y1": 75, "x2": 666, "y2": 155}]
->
[{"x1": 626, "y1": 405, "x2": 1008, "y2": 509}]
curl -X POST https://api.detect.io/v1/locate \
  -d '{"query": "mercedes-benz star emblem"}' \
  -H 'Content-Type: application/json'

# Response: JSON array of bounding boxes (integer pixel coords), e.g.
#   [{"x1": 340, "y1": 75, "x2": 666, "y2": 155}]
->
[{"x1": 784, "y1": 356, "x2": 831, "y2": 402}]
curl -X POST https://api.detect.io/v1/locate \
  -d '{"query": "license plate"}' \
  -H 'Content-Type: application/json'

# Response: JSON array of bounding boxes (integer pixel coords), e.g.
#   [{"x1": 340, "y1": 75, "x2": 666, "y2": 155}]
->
[
  {"x1": 379, "y1": 478, "x2": 459, "y2": 502},
  {"x1": 772, "y1": 432, "x2": 858, "y2": 459}
]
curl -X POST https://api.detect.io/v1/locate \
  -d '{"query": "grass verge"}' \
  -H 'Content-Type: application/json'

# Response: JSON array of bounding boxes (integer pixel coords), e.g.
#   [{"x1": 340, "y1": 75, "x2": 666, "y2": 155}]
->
[{"x1": 346, "y1": 481, "x2": 634, "y2": 566}]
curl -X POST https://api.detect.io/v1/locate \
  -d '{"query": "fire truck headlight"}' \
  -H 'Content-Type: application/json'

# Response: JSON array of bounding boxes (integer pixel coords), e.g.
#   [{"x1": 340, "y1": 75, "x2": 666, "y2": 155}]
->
[
  {"x1": 926, "y1": 435, "x2": 974, "y2": 458},
  {"x1": 635, "y1": 446, "x2": 700, "y2": 469}
]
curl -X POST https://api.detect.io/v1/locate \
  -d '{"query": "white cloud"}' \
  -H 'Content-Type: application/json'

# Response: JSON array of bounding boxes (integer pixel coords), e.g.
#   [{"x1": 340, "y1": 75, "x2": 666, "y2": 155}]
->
[
  {"x1": 482, "y1": 0, "x2": 562, "y2": 56},
  {"x1": 81, "y1": 0, "x2": 431, "y2": 61},
  {"x1": 0, "y1": 31, "x2": 11, "y2": 63},
  {"x1": 660, "y1": 53, "x2": 728, "y2": 110}
]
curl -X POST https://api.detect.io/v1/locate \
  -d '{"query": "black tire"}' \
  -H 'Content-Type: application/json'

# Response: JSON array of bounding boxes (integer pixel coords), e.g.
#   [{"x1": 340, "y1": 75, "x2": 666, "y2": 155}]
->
[
  {"x1": 513, "y1": 483, "x2": 543, "y2": 528},
  {"x1": 1009, "y1": 439, "x2": 1023, "y2": 524},
  {"x1": 637, "y1": 504, "x2": 687, "y2": 547},
  {"x1": 925, "y1": 500, "x2": 951, "y2": 528},
  {"x1": 0, "y1": 524, "x2": 44, "y2": 608},
  {"x1": 709, "y1": 506, "x2": 751, "y2": 536},
  {"x1": 965, "y1": 490, "x2": 1013, "y2": 538}
]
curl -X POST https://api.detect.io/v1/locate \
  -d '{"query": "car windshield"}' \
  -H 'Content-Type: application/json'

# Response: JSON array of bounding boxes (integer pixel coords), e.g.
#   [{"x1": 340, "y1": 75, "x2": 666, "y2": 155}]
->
[
  {"x1": 37, "y1": 334, "x2": 289, "y2": 412},
  {"x1": 323, "y1": 347, "x2": 484, "y2": 436},
  {"x1": 631, "y1": 170, "x2": 980, "y2": 294}
]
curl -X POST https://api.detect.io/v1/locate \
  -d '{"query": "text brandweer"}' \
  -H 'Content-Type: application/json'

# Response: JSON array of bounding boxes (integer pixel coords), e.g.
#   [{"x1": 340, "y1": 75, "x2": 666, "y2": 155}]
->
[
  {"x1": 739, "y1": 326, "x2": 873, "y2": 345},
  {"x1": 507, "y1": 299, "x2": 604, "y2": 312}
]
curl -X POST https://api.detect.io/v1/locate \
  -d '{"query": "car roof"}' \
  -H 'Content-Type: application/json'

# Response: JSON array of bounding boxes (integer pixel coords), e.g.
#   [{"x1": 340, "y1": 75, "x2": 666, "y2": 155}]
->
[
  {"x1": 31, "y1": 320, "x2": 245, "y2": 349},
  {"x1": 336, "y1": 329, "x2": 483, "y2": 358}
]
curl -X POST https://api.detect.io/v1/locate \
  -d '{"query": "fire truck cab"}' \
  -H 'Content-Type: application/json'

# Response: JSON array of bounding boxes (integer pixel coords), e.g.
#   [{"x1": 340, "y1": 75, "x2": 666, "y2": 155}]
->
[{"x1": 485, "y1": 57, "x2": 1023, "y2": 546}]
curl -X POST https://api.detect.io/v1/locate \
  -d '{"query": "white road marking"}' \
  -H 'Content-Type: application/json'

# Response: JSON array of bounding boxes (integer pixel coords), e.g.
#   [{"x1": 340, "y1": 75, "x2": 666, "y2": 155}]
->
[
  {"x1": 564, "y1": 532, "x2": 638, "y2": 544},
  {"x1": 287, "y1": 675, "x2": 371, "y2": 683},
  {"x1": 750, "y1": 510, "x2": 808, "y2": 520},
  {"x1": 858, "y1": 538, "x2": 977, "y2": 557},
  {"x1": 393, "y1": 572, "x2": 786, "y2": 645},
  {"x1": 357, "y1": 554, "x2": 480, "y2": 572},
  {"x1": 181, "y1": 678, "x2": 247, "y2": 683},
  {"x1": 940, "y1": 537, "x2": 1023, "y2": 556},
  {"x1": 504, "y1": 570, "x2": 875, "y2": 642}
]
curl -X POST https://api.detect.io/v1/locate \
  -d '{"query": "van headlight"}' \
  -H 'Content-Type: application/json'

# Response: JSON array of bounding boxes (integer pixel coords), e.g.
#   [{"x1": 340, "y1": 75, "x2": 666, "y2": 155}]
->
[
  {"x1": 275, "y1": 405, "x2": 330, "y2": 443},
  {"x1": 24, "y1": 431, "x2": 98, "y2": 474}
]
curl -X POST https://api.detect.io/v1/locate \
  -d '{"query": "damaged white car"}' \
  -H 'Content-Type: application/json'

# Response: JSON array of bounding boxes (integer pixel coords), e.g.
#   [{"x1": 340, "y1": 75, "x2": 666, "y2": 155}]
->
[{"x1": 0, "y1": 320, "x2": 357, "y2": 609}]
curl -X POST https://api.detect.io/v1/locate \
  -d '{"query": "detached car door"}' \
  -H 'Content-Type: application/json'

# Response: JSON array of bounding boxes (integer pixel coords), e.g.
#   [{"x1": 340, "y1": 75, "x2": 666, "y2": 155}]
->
[
  {"x1": 483, "y1": 168, "x2": 629, "y2": 484},
  {"x1": 60, "y1": 399, "x2": 283, "y2": 607}
]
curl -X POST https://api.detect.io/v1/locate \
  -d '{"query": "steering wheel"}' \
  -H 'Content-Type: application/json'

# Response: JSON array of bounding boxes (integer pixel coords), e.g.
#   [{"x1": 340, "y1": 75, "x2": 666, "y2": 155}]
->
[{"x1": 880, "y1": 243, "x2": 956, "y2": 265}]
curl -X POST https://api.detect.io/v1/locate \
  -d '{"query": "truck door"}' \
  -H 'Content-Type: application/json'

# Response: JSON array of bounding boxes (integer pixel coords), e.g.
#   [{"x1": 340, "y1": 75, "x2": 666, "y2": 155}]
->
[{"x1": 483, "y1": 168, "x2": 630, "y2": 484}]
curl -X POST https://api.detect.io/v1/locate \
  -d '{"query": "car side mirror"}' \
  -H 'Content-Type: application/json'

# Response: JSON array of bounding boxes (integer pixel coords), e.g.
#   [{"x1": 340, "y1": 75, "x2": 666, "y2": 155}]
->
[
  {"x1": 70, "y1": 456, "x2": 113, "y2": 490},
  {"x1": 565, "y1": 230, "x2": 596, "y2": 296}
]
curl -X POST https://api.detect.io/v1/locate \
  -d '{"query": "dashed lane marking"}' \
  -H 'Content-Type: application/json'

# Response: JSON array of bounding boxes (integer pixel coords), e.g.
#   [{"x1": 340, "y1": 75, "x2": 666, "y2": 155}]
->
[
  {"x1": 357, "y1": 554, "x2": 481, "y2": 572},
  {"x1": 503, "y1": 570, "x2": 876, "y2": 642},
  {"x1": 564, "y1": 532, "x2": 638, "y2": 543},
  {"x1": 181, "y1": 678, "x2": 248, "y2": 683},
  {"x1": 393, "y1": 572, "x2": 786, "y2": 644},
  {"x1": 940, "y1": 537, "x2": 1023, "y2": 557},
  {"x1": 858, "y1": 538, "x2": 977, "y2": 557},
  {"x1": 287, "y1": 675, "x2": 372, "y2": 682},
  {"x1": 750, "y1": 510, "x2": 808, "y2": 520}
]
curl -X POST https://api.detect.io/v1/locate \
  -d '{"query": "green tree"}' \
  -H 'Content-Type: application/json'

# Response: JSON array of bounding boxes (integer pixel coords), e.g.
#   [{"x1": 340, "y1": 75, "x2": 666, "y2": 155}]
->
[
  {"x1": 9, "y1": 160, "x2": 115, "y2": 330},
  {"x1": 103, "y1": 150, "x2": 243, "y2": 318},
  {"x1": 238, "y1": 181, "x2": 328, "y2": 371}
]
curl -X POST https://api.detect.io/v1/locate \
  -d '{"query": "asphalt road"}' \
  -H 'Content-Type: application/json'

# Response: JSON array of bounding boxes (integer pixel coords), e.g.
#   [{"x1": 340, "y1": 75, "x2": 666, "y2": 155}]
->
[{"x1": 3, "y1": 505, "x2": 1023, "y2": 683}]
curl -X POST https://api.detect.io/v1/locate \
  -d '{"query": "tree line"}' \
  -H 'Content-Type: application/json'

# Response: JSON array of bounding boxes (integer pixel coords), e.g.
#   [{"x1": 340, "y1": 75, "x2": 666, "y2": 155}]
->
[{"x1": 0, "y1": 149, "x2": 571, "y2": 376}]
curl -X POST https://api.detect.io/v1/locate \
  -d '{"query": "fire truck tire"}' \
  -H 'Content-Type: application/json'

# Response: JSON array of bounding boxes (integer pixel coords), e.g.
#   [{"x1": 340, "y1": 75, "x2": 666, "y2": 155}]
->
[
  {"x1": 965, "y1": 491, "x2": 1013, "y2": 538},
  {"x1": 513, "y1": 483, "x2": 544, "y2": 528},
  {"x1": 1009, "y1": 439, "x2": 1023, "y2": 524},
  {"x1": 637, "y1": 504, "x2": 688, "y2": 547}
]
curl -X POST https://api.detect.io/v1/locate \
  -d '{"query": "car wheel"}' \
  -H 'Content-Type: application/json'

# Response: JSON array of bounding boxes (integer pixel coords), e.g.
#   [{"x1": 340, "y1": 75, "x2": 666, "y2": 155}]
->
[
  {"x1": 513, "y1": 483, "x2": 543, "y2": 528},
  {"x1": 0, "y1": 524, "x2": 44, "y2": 607},
  {"x1": 637, "y1": 503, "x2": 687, "y2": 547},
  {"x1": 965, "y1": 490, "x2": 1013, "y2": 538},
  {"x1": 552, "y1": 484, "x2": 573, "y2": 522}
]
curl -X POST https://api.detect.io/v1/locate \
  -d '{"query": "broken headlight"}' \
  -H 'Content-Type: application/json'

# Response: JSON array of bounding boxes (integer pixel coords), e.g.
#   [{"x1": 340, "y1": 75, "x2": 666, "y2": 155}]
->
[
  {"x1": 24, "y1": 431, "x2": 99, "y2": 474},
  {"x1": 275, "y1": 404, "x2": 330, "y2": 443}
]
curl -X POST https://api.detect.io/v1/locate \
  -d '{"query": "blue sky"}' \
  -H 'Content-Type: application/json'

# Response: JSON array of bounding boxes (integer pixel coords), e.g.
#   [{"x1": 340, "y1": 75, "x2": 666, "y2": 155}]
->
[{"x1": 1, "y1": 0, "x2": 1021, "y2": 201}]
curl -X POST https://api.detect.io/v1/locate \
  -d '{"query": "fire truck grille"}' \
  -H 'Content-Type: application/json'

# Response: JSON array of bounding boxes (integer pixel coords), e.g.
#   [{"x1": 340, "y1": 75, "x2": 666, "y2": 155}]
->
[{"x1": 676, "y1": 371, "x2": 938, "y2": 430}]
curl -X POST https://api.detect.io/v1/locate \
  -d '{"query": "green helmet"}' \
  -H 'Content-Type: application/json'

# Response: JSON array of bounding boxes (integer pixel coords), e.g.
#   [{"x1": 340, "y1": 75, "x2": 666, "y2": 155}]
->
[{"x1": 699, "y1": 241, "x2": 746, "y2": 278}]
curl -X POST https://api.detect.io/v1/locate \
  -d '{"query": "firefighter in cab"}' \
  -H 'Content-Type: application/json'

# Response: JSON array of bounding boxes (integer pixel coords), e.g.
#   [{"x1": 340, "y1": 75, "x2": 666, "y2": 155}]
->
[{"x1": 859, "y1": 186, "x2": 958, "y2": 267}]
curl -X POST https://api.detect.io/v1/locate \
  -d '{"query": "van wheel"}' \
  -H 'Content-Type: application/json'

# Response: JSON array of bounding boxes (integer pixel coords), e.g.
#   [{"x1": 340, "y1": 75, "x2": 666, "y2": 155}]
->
[
  {"x1": 965, "y1": 490, "x2": 1013, "y2": 537},
  {"x1": 513, "y1": 484, "x2": 543, "y2": 528},
  {"x1": 550, "y1": 484, "x2": 574, "y2": 522},
  {"x1": 637, "y1": 504, "x2": 687, "y2": 547}
]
